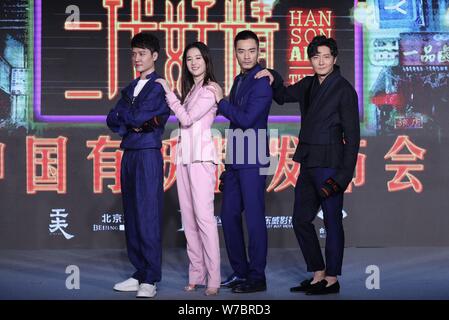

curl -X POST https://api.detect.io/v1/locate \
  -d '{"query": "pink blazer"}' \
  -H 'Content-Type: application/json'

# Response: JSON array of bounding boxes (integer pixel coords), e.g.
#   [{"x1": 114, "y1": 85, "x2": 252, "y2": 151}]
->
[{"x1": 165, "y1": 84, "x2": 218, "y2": 164}]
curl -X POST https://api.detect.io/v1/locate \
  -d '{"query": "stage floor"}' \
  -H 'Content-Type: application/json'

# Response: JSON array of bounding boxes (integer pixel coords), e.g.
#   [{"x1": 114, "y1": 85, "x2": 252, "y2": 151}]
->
[{"x1": 1, "y1": 247, "x2": 448, "y2": 300}]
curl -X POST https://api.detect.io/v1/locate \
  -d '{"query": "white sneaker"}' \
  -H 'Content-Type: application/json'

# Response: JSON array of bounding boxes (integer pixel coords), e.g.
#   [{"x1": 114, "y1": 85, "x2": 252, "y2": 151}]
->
[
  {"x1": 113, "y1": 277, "x2": 139, "y2": 292},
  {"x1": 136, "y1": 283, "x2": 157, "y2": 298}
]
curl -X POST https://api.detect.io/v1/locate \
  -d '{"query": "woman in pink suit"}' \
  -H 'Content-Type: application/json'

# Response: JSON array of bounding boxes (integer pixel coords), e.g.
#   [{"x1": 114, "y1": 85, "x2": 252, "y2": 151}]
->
[{"x1": 156, "y1": 42, "x2": 220, "y2": 296}]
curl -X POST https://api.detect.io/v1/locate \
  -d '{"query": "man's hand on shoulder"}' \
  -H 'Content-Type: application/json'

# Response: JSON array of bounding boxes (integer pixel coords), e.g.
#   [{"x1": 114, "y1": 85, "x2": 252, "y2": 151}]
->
[{"x1": 254, "y1": 69, "x2": 274, "y2": 85}]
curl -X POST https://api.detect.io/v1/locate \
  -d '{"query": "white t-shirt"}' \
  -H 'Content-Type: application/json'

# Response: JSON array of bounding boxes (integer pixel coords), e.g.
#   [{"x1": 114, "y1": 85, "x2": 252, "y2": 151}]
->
[{"x1": 133, "y1": 79, "x2": 150, "y2": 97}]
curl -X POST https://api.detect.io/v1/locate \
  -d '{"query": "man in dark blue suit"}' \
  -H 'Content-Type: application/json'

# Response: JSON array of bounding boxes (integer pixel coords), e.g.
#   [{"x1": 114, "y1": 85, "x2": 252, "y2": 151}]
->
[
  {"x1": 256, "y1": 36, "x2": 360, "y2": 295},
  {"x1": 208, "y1": 30, "x2": 272, "y2": 294},
  {"x1": 107, "y1": 32, "x2": 170, "y2": 298}
]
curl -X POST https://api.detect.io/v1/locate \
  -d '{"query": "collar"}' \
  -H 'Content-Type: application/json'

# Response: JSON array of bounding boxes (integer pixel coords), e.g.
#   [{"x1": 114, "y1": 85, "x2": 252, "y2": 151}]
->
[
  {"x1": 123, "y1": 71, "x2": 158, "y2": 98},
  {"x1": 131, "y1": 71, "x2": 157, "y2": 84},
  {"x1": 144, "y1": 71, "x2": 157, "y2": 81},
  {"x1": 314, "y1": 64, "x2": 340, "y2": 81},
  {"x1": 312, "y1": 64, "x2": 340, "y2": 87},
  {"x1": 239, "y1": 63, "x2": 260, "y2": 77}
]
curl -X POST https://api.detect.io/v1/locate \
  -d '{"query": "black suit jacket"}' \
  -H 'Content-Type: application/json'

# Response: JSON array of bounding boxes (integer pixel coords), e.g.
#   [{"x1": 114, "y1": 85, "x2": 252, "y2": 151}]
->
[{"x1": 271, "y1": 65, "x2": 360, "y2": 189}]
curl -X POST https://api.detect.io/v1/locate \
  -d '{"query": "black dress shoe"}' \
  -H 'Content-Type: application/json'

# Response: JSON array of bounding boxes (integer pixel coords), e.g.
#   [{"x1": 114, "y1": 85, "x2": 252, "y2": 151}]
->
[
  {"x1": 232, "y1": 280, "x2": 267, "y2": 293},
  {"x1": 305, "y1": 280, "x2": 340, "y2": 295},
  {"x1": 220, "y1": 275, "x2": 246, "y2": 288},
  {"x1": 290, "y1": 278, "x2": 314, "y2": 292}
]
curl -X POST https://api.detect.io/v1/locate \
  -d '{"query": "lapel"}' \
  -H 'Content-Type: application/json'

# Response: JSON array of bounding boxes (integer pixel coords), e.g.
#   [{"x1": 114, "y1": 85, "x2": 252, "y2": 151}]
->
[
  {"x1": 300, "y1": 77, "x2": 314, "y2": 118},
  {"x1": 136, "y1": 71, "x2": 159, "y2": 102},
  {"x1": 230, "y1": 64, "x2": 262, "y2": 105},
  {"x1": 121, "y1": 78, "x2": 139, "y2": 104},
  {"x1": 306, "y1": 65, "x2": 341, "y2": 116},
  {"x1": 229, "y1": 72, "x2": 244, "y2": 105},
  {"x1": 229, "y1": 76, "x2": 239, "y2": 105},
  {"x1": 122, "y1": 71, "x2": 159, "y2": 105},
  {"x1": 184, "y1": 83, "x2": 203, "y2": 110},
  {"x1": 235, "y1": 64, "x2": 262, "y2": 104}
]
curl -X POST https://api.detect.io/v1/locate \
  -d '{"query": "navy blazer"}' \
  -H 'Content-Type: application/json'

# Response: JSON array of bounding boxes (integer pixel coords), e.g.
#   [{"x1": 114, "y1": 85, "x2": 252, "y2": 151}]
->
[
  {"x1": 218, "y1": 64, "x2": 273, "y2": 169},
  {"x1": 106, "y1": 71, "x2": 170, "y2": 150},
  {"x1": 271, "y1": 65, "x2": 360, "y2": 189}
]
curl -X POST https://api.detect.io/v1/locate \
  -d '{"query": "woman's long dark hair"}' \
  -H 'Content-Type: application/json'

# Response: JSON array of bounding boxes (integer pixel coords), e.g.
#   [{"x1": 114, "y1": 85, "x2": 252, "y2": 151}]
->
[{"x1": 181, "y1": 41, "x2": 217, "y2": 103}]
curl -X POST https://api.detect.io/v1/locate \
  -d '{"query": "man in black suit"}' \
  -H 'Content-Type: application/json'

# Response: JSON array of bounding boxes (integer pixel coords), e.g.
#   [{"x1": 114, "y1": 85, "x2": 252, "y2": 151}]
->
[{"x1": 255, "y1": 35, "x2": 360, "y2": 295}]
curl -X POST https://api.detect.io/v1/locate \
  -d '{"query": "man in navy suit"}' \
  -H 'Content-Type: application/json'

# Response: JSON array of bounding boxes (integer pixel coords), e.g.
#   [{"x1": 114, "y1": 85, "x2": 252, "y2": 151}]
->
[
  {"x1": 255, "y1": 36, "x2": 360, "y2": 295},
  {"x1": 107, "y1": 32, "x2": 170, "y2": 298},
  {"x1": 208, "y1": 30, "x2": 272, "y2": 293}
]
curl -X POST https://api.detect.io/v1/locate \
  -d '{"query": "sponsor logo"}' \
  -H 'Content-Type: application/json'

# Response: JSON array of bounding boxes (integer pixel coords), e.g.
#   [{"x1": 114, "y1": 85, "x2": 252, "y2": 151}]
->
[
  {"x1": 93, "y1": 213, "x2": 125, "y2": 232},
  {"x1": 49, "y1": 208, "x2": 74, "y2": 239}
]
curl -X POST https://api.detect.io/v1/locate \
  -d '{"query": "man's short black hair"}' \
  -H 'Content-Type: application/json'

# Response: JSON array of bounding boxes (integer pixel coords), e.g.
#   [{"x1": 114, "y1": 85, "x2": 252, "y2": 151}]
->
[
  {"x1": 307, "y1": 35, "x2": 338, "y2": 58},
  {"x1": 131, "y1": 32, "x2": 160, "y2": 53},
  {"x1": 234, "y1": 30, "x2": 259, "y2": 48}
]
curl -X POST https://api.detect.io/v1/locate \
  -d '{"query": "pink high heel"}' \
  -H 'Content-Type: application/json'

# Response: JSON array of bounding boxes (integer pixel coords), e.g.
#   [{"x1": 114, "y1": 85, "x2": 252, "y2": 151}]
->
[{"x1": 204, "y1": 287, "x2": 219, "y2": 296}]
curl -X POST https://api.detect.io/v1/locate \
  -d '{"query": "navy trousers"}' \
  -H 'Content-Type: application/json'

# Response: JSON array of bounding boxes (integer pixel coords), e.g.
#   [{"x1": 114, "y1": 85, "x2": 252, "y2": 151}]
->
[
  {"x1": 221, "y1": 167, "x2": 267, "y2": 282},
  {"x1": 292, "y1": 167, "x2": 344, "y2": 276},
  {"x1": 121, "y1": 149, "x2": 164, "y2": 284}
]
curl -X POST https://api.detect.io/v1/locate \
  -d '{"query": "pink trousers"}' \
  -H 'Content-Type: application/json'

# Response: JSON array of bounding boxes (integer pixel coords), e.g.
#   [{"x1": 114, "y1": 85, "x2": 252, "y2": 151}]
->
[{"x1": 176, "y1": 162, "x2": 220, "y2": 288}]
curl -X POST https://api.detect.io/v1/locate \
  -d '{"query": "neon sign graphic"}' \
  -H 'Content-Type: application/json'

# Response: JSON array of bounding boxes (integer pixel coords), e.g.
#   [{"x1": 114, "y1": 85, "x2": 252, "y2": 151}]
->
[{"x1": 33, "y1": 0, "x2": 362, "y2": 124}]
